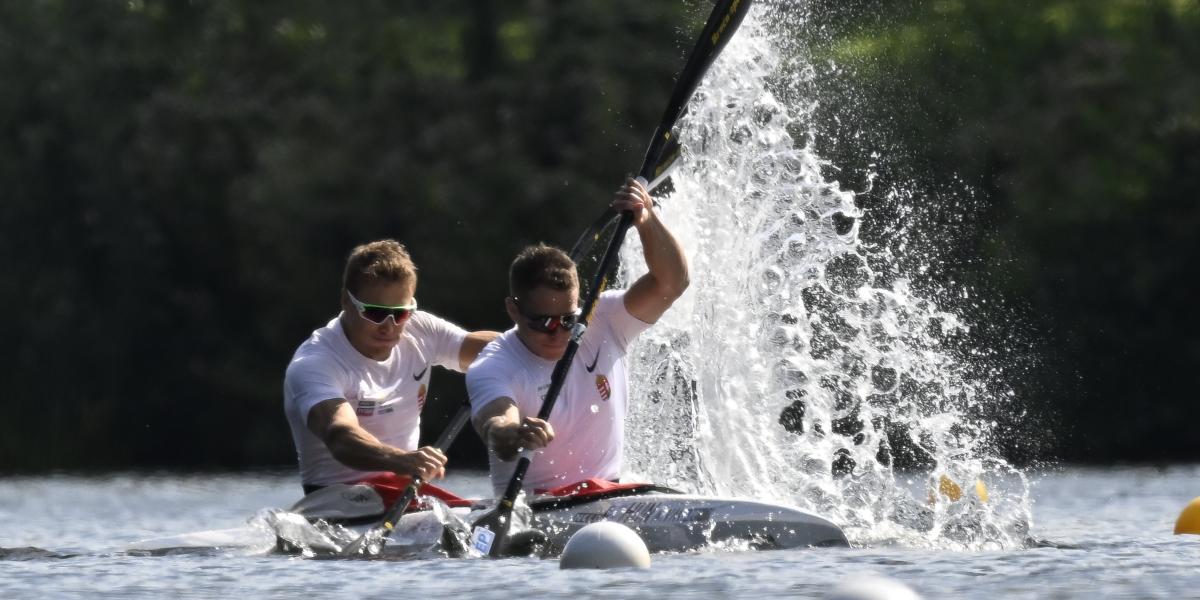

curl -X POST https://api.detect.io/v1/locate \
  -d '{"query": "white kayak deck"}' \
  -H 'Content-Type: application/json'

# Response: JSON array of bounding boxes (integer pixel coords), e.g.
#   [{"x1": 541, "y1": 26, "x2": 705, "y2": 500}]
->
[{"x1": 128, "y1": 485, "x2": 849, "y2": 557}]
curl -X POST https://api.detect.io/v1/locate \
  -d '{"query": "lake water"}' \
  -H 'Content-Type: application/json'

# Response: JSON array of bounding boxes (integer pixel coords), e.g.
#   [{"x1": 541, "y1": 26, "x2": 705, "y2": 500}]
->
[{"x1": 2, "y1": 465, "x2": 1198, "y2": 599}]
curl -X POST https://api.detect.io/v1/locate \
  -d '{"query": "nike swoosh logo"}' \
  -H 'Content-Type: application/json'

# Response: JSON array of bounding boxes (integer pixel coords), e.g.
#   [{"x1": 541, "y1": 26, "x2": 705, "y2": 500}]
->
[
  {"x1": 585, "y1": 348, "x2": 601, "y2": 373},
  {"x1": 413, "y1": 365, "x2": 428, "y2": 380}
]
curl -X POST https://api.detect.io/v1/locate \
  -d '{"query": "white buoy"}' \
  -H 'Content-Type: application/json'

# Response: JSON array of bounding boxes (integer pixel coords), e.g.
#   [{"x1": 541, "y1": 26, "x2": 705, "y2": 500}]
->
[
  {"x1": 559, "y1": 521, "x2": 651, "y2": 569},
  {"x1": 826, "y1": 576, "x2": 921, "y2": 600}
]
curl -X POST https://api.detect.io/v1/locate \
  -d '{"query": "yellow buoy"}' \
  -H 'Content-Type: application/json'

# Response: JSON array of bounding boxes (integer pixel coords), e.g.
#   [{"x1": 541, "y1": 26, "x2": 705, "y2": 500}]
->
[
  {"x1": 974, "y1": 479, "x2": 990, "y2": 503},
  {"x1": 929, "y1": 475, "x2": 990, "y2": 504},
  {"x1": 938, "y1": 475, "x2": 963, "y2": 502},
  {"x1": 1175, "y1": 496, "x2": 1200, "y2": 535}
]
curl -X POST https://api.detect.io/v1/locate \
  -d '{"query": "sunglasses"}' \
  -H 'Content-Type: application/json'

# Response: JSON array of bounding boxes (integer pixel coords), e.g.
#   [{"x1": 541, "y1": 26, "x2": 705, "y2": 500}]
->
[
  {"x1": 512, "y1": 298, "x2": 582, "y2": 334},
  {"x1": 347, "y1": 290, "x2": 418, "y2": 325}
]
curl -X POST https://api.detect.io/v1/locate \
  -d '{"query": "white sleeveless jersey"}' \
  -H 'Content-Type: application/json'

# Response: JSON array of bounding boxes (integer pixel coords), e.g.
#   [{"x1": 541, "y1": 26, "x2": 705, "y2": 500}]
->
[
  {"x1": 466, "y1": 291, "x2": 651, "y2": 495},
  {"x1": 283, "y1": 312, "x2": 465, "y2": 486}
]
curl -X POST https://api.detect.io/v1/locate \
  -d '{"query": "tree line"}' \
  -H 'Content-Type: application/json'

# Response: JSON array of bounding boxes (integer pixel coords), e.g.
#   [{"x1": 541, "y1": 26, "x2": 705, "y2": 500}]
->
[{"x1": 1, "y1": 0, "x2": 1196, "y2": 472}]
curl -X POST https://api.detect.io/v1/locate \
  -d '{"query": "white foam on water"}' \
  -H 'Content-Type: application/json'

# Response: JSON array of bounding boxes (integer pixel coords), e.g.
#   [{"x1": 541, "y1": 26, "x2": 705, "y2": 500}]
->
[{"x1": 619, "y1": 3, "x2": 1031, "y2": 550}]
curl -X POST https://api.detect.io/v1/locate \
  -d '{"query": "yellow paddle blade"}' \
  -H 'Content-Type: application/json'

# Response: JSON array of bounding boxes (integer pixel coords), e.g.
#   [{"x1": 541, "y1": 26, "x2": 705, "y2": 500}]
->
[{"x1": 1175, "y1": 496, "x2": 1200, "y2": 535}]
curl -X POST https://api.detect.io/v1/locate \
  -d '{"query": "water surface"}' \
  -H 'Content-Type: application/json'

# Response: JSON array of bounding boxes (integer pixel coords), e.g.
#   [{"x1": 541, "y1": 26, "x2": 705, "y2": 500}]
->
[{"x1": 2, "y1": 466, "x2": 1198, "y2": 599}]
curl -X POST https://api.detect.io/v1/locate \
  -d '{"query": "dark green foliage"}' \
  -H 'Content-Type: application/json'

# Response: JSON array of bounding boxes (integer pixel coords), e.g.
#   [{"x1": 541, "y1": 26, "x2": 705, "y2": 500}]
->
[
  {"x1": 0, "y1": 0, "x2": 691, "y2": 471},
  {"x1": 1, "y1": 0, "x2": 1196, "y2": 471}
]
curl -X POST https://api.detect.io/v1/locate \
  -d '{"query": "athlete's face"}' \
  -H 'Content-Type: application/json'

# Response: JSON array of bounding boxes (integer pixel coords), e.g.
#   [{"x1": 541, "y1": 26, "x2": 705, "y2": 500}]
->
[
  {"x1": 340, "y1": 279, "x2": 416, "y2": 361},
  {"x1": 508, "y1": 285, "x2": 579, "y2": 361}
]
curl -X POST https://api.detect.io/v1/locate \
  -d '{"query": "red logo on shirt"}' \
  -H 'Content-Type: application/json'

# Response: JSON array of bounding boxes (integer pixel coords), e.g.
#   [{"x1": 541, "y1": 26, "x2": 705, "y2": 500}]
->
[
  {"x1": 418, "y1": 383, "x2": 428, "y2": 409},
  {"x1": 595, "y1": 375, "x2": 611, "y2": 401}
]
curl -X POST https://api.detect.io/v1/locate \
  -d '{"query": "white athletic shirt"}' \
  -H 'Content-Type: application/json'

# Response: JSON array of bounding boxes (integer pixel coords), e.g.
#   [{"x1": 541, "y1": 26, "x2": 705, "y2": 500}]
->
[
  {"x1": 466, "y1": 290, "x2": 652, "y2": 495},
  {"x1": 283, "y1": 312, "x2": 467, "y2": 486}
]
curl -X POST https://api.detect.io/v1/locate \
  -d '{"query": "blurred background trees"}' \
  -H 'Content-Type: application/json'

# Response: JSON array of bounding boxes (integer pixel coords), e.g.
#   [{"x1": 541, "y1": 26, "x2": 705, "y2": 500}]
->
[{"x1": 1, "y1": 0, "x2": 1195, "y2": 472}]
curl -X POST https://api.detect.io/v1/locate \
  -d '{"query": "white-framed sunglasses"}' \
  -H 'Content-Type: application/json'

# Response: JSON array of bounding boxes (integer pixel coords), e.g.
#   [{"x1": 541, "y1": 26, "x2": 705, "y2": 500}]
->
[{"x1": 347, "y1": 290, "x2": 418, "y2": 325}]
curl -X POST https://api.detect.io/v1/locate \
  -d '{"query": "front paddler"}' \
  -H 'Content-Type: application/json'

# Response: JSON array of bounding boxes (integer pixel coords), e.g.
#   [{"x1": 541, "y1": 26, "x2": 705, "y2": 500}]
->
[
  {"x1": 283, "y1": 239, "x2": 499, "y2": 508},
  {"x1": 466, "y1": 178, "x2": 689, "y2": 495}
]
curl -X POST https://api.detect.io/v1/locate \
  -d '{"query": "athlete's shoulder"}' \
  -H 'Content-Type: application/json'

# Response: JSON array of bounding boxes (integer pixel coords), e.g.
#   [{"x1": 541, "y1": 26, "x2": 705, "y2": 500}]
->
[
  {"x1": 404, "y1": 310, "x2": 442, "y2": 333},
  {"x1": 591, "y1": 289, "x2": 631, "y2": 321},
  {"x1": 467, "y1": 330, "x2": 521, "y2": 373},
  {"x1": 289, "y1": 317, "x2": 338, "y2": 359},
  {"x1": 407, "y1": 310, "x2": 468, "y2": 340},
  {"x1": 599, "y1": 289, "x2": 626, "y2": 301},
  {"x1": 286, "y1": 342, "x2": 342, "y2": 376}
]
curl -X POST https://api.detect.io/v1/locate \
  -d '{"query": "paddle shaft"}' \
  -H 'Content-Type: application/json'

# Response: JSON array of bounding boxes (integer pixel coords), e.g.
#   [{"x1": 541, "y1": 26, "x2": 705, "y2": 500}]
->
[
  {"x1": 384, "y1": 404, "x2": 471, "y2": 522},
  {"x1": 642, "y1": 0, "x2": 751, "y2": 180},
  {"x1": 569, "y1": 0, "x2": 752, "y2": 262}
]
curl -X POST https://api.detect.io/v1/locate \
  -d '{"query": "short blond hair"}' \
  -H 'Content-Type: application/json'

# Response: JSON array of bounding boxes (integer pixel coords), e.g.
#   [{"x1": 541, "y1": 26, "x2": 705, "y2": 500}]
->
[{"x1": 342, "y1": 239, "x2": 417, "y2": 294}]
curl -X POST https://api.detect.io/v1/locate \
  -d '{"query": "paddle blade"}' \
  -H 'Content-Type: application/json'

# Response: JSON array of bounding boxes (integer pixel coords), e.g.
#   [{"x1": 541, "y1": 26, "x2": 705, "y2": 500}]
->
[
  {"x1": 468, "y1": 503, "x2": 511, "y2": 557},
  {"x1": 467, "y1": 493, "x2": 541, "y2": 557},
  {"x1": 638, "y1": 0, "x2": 753, "y2": 180},
  {"x1": 429, "y1": 497, "x2": 474, "y2": 557},
  {"x1": 338, "y1": 527, "x2": 384, "y2": 557},
  {"x1": 338, "y1": 483, "x2": 420, "y2": 557}
]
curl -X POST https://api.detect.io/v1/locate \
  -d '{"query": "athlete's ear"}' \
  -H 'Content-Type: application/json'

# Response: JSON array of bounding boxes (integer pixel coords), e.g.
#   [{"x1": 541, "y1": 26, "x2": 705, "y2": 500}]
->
[{"x1": 504, "y1": 297, "x2": 521, "y2": 324}]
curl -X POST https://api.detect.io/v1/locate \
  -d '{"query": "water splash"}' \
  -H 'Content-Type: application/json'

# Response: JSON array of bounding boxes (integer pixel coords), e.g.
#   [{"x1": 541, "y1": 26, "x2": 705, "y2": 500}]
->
[{"x1": 620, "y1": 4, "x2": 1030, "y2": 550}]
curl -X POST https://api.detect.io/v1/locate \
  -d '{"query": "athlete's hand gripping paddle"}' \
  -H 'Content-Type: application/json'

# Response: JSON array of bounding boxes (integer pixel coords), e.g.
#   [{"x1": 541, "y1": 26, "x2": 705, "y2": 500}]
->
[{"x1": 340, "y1": 404, "x2": 472, "y2": 557}]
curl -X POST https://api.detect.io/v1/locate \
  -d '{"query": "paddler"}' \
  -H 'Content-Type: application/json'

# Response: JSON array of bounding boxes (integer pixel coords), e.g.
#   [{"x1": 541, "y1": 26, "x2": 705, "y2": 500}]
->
[
  {"x1": 283, "y1": 239, "x2": 499, "y2": 507},
  {"x1": 467, "y1": 178, "x2": 689, "y2": 495}
]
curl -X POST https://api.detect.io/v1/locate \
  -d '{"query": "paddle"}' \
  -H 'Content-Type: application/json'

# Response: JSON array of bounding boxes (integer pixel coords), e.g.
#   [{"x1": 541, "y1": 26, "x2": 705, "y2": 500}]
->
[
  {"x1": 468, "y1": 0, "x2": 754, "y2": 558},
  {"x1": 339, "y1": 403, "x2": 472, "y2": 557}
]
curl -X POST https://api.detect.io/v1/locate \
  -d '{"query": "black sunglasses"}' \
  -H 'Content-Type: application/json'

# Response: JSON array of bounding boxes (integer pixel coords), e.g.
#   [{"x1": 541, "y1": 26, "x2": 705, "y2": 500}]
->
[{"x1": 512, "y1": 298, "x2": 582, "y2": 334}]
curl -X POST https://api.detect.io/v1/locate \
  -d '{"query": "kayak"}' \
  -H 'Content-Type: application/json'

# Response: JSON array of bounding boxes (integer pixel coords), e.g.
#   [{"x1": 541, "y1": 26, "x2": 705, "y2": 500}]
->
[
  {"x1": 528, "y1": 486, "x2": 850, "y2": 554},
  {"x1": 129, "y1": 482, "x2": 849, "y2": 558}
]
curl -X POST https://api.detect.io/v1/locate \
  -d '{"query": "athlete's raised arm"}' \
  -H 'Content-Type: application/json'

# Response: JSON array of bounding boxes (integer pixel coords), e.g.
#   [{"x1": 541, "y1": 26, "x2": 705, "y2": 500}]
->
[{"x1": 615, "y1": 178, "x2": 690, "y2": 323}]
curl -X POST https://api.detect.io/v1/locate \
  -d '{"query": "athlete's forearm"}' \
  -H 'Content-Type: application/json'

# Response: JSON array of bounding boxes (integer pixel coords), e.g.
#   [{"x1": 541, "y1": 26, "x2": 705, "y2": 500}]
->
[
  {"x1": 324, "y1": 423, "x2": 410, "y2": 473},
  {"x1": 473, "y1": 400, "x2": 521, "y2": 461},
  {"x1": 483, "y1": 415, "x2": 524, "y2": 461}
]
